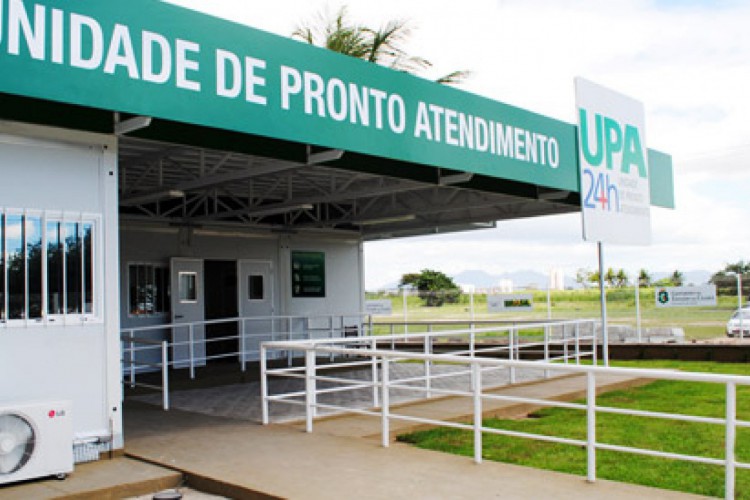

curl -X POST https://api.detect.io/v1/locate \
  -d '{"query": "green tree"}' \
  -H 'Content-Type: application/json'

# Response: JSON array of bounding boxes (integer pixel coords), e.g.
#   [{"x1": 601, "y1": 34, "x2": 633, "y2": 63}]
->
[
  {"x1": 710, "y1": 261, "x2": 749, "y2": 296},
  {"x1": 671, "y1": 270, "x2": 684, "y2": 287},
  {"x1": 604, "y1": 267, "x2": 617, "y2": 288},
  {"x1": 615, "y1": 269, "x2": 628, "y2": 288},
  {"x1": 637, "y1": 268, "x2": 651, "y2": 287},
  {"x1": 588, "y1": 270, "x2": 600, "y2": 284},
  {"x1": 399, "y1": 269, "x2": 461, "y2": 307},
  {"x1": 293, "y1": 6, "x2": 469, "y2": 84}
]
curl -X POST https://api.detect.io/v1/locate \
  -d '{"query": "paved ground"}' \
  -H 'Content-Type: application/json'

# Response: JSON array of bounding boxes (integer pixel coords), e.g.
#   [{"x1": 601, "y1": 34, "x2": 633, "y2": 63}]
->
[
  {"x1": 0, "y1": 457, "x2": 182, "y2": 500},
  {"x1": 3, "y1": 365, "x2": 711, "y2": 499},
  {"x1": 128, "y1": 487, "x2": 226, "y2": 499},
  {"x1": 122, "y1": 371, "x2": 708, "y2": 499},
  {"x1": 131, "y1": 363, "x2": 551, "y2": 422}
]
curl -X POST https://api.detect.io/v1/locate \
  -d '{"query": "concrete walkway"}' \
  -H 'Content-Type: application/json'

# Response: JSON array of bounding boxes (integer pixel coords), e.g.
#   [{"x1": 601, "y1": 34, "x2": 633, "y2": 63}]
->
[
  {"x1": 121, "y1": 373, "x2": 708, "y2": 499},
  {"x1": 0, "y1": 457, "x2": 182, "y2": 500}
]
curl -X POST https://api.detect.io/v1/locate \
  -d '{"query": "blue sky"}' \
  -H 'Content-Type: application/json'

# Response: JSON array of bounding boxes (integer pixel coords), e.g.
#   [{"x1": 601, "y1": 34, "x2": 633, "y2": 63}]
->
[{"x1": 166, "y1": 0, "x2": 750, "y2": 288}]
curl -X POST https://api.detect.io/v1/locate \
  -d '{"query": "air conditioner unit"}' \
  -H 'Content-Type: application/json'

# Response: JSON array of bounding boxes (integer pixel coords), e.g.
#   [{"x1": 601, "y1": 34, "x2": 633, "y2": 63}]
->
[{"x1": 0, "y1": 401, "x2": 74, "y2": 485}]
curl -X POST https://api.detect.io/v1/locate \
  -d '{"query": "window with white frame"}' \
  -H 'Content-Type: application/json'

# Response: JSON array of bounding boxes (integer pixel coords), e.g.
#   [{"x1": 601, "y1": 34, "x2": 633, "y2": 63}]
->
[
  {"x1": 0, "y1": 211, "x2": 98, "y2": 324},
  {"x1": 128, "y1": 263, "x2": 170, "y2": 317}
]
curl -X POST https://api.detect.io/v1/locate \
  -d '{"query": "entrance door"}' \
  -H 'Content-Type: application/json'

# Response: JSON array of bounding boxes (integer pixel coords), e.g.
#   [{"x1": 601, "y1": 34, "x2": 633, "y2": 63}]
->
[
  {"x1": 170, "y1": 258, "x2": 206, "y2": 368},
  {"x1": 204, "y1": 260, "x2": 238, "y2": 360},
  {"x1": 238, "y1": 261, "x2": 274, "y2": 362}
]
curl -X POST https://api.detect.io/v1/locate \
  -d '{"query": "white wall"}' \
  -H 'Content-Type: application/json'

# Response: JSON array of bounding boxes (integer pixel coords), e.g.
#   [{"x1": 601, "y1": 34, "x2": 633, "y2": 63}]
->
[
  {"x1": 0, "y1": 123, "x2": 121, "y2": 447},
  {"x1": 280, "y1": 235, "x2": 364, "y2": 318},
  {"x1": 120, "y1": 226, "x2": 364, "y2": 328}
]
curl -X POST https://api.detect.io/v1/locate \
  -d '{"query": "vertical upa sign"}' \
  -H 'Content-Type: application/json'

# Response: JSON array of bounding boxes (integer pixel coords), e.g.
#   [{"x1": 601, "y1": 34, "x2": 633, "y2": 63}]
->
[{"x1": 575, "y1": 78, "x2": 651, "y2": 245}]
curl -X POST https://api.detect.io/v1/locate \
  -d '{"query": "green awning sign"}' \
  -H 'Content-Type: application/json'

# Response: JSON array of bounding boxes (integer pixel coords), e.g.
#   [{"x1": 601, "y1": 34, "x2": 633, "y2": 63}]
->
[{"x1": 0, "y1": 0, "x2": 673, "y2": 205}]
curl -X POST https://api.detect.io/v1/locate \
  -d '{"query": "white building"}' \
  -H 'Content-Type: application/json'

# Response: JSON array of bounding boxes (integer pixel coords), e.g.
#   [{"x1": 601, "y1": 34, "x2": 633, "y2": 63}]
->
[{"x1": 0, "y1": 0, "x2": 674, "y2": 481}]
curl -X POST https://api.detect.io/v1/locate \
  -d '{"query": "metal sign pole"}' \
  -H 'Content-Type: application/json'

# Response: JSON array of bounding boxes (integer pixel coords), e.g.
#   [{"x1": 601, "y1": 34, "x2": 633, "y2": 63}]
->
[
  {"x1": 598, "y1": 242, "x2": 608, "y2": 366},
  {"x1": 635, "y1": 273, "x2": 641, "y2": 342}
]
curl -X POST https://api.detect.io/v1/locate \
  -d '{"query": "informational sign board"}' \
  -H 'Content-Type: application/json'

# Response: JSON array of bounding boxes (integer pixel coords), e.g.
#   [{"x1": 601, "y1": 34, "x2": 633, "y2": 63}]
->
[
  {"x1": 291, "y1": 251, "x2": 325, "y2": 298},
  {"x1": 365, "y1": 300, "x2": 393, "y2": 316},
  {"x1": 575, "y1": 78, "x2": 651, "y2": 245},
  {"x1": 488, "y1": 294, "x2": 533, "y2": 312},
  {"x1": 655, "y1": 286, "x2": 717, "y2": 308}
]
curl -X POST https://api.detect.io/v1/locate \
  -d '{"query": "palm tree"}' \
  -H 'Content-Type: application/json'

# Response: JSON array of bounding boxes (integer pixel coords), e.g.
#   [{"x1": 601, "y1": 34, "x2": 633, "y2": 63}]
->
[
  {"x1": 293, "y1": 7, "x2": 469, "y2": 85},
  {"x1": 638, "y1": 268, "x2": 651, "y2": 287},
  {"x1": 671, "y1": 270, "x2": 684, "y2": 287},
  {"x1": 616, "y1": 269, "x2": 628, "y2": 288}
]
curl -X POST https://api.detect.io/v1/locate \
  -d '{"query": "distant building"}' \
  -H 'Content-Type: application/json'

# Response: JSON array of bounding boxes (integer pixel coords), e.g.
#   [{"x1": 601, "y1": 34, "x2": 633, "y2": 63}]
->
[
  {"x1": 497, "y1": 279, "x2": 514, "y2": 293},
  {"x1": 549, "y1": 269, "x2": 566, "y2": 290}
]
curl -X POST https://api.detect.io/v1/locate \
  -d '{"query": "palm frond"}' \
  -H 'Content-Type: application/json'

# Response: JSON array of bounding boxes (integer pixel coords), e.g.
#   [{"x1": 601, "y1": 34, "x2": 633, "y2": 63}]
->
[
  {"x1": 292, "y1": 6, "x2": 469, "y2": 86},
  {"x1": 435, "y1": 70, "x2": 472, "y2": 86}
]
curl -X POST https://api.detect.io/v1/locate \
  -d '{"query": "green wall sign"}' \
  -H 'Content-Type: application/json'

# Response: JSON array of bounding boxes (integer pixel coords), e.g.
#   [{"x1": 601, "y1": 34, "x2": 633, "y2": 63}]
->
[
  {"x1": 291, "y1": 251, "x2": 325, "y2": 298},
  {"x1": 0, "y1": 0, "x2": 673, "y2": 206}
]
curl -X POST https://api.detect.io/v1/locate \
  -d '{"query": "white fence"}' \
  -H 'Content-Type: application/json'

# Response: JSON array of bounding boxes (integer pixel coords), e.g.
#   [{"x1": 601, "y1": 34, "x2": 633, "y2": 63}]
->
[
  {"x1": 261, "y1": 322, "x2": 750, "y2": 500},
  {"x1": 121, "y1": 316, "x2": 596, "y2": 409}
]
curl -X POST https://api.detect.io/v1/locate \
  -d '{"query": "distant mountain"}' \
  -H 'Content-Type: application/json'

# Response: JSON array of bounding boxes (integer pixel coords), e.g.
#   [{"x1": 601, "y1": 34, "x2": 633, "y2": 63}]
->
[
  {"x1": 370, "y1": 269, "x2": 713, "y2": 292},
  {"x1": 452, "y1": 269, "x2": 503, "y2": 288}
]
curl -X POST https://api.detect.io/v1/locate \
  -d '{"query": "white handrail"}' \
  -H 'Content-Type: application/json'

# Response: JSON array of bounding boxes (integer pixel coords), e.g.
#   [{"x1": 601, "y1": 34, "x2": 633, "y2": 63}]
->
[
  {"x1": 122, "y1": 316, "x2": 596, "y2": 416},
  {"x1": 261, "y1": 337, "x2": 749, "y2": 500}
]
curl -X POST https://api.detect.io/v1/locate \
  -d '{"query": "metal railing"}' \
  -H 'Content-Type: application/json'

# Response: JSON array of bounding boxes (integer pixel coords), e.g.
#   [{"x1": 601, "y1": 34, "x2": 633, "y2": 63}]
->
[
  {"x1": 121, "y1": 315, "x2": 596, "y2": 411},
  {"x1": 260, "y1": 319, "x2": 596, "y2": 419},
  {"x1": 121, "y1": 313, "x2": 373, "y2": 407},
  {"x1": 261, "y1": 322, "x2": 750, "y2": 499},
  {"x1": 121, "y1": 335, "x2": 170, "y2": 409}
]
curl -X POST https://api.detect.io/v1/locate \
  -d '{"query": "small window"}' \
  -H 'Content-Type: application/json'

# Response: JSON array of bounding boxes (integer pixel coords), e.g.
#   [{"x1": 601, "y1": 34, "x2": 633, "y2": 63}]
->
[
  {"x1": 65, "y1": 222, "x2": 81, "y2": 314},
  {"x1": 128, "y1": 263, "x2": 170, "y2": 316},
  {"x1": 248, "y1": 275, "x2": 264, "y2": 301},
  {"x1": 7, "y1": 215, "x2": 24, "y2": 320},
  {"x1": 47, "y1": 220, "x2": 64, "y2": 315},
  {"x1": 26, "y1": 216, "x2": 42, "y2": 320},
  {"x1": 178, "y1": 272, "x2": 197, "y2": 302},
  {"x1": 1, "y1": 211, "x2": 98, "y2": 324}
]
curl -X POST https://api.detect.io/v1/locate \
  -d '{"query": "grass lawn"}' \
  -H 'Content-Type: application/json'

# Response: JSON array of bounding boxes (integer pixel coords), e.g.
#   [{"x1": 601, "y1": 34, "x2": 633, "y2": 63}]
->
[{"x1": 397, "y1": 360, "x2": 750, "y2": 498}]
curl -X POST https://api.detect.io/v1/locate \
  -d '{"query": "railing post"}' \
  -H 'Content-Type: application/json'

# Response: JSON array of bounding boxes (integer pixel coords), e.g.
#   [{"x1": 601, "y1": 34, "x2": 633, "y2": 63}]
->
[
  {"x1": 371, "y1": 337, "x2": 380, "y2": 408},
  {"x1": 287, "y1": 317, "x2": 293, "y2": 367},
  {"x1": 586, "y1": 371, "x2": 596, "y2": 483},
  {"x1": 726, "y1": 381, "x2": 736, "y2": 500},
  {"x1": 425, "y1": 326, "x2": 432, "y2": 398},
  {"x1": 305, "y1": 349, "x2": 316, "y2": 432},
  {"x1": 472, "y1": 362, "x2": 483, "y2": 464},
  {"x1": 329, "y1": 315, "x2": 335, "y2": 362},
  {"x1": 563, "y1": 323, "x2": 569, "y2": 364},
  {"x1": 508, "y1": 328, "x2": 516, "y2": 384},
  {"x1": 470, "y1": 328, "x2": 476, "y2": 358},
  {"x1": 240, "y1": 319, "x2": 247, "y2": 372},
  {"x1": 129, "y1": 334, "x2": 136, "y2": 388},
  {"x1": 403, "y1": 287, "x2": 408, "y2": 334},
  {"x1": 189, "y1": 324, "x2": 195, "y2": 379},
  {"x1": 575, "y1": 322, "x2": 581, "y2": 365},
  {"x1": 591, "y1": 321, "x2": 598, "y2": 366},
  {"x1": 381, "y1": 357, "x2": 390, "y2": 448},
  {"x1": 368, "y1": 314, "x2": 373, "y2": 337},
  {"x1": 161, "y1": 341, "x2": 169, "y2": 411},
  {"x1": 543, "y1": 325, "x2": 550, "y2": 379},
  {"x1": 261, "y1": 345, "x2": 269, "y2": 425}
]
